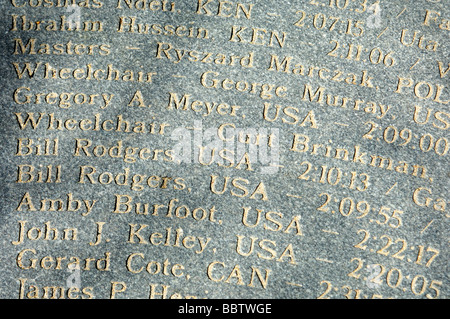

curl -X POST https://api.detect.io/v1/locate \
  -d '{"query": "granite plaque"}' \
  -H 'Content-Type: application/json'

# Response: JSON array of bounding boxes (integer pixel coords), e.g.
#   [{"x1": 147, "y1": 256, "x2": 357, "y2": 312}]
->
[{"x1": 0, "y1": 0, "x2": 448, "y2": 299}]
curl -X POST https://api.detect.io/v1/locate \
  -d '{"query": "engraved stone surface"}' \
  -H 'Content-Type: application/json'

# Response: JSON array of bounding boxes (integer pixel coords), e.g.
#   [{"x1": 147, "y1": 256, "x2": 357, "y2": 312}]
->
[{"x1": 0, "y1": 0, "x2": 448, "y2": 299}]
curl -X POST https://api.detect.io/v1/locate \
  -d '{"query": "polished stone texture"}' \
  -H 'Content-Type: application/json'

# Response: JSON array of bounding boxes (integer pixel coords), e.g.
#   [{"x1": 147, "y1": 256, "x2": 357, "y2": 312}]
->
[{"x1": 0, "y1": 0, "x2": 448, "y2": 299}]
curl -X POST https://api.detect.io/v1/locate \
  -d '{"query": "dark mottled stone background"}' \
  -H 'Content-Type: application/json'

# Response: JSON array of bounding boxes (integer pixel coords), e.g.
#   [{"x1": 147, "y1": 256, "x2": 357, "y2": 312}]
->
[{"x1": 0, "y1": 0, "x2": 448, "y2": 299}]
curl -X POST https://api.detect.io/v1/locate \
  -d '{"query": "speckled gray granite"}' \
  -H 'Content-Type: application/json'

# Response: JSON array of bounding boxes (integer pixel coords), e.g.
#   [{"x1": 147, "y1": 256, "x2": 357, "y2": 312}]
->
[{"x1": 0, "y1": 0, "x2": 448, "y2": 299}]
